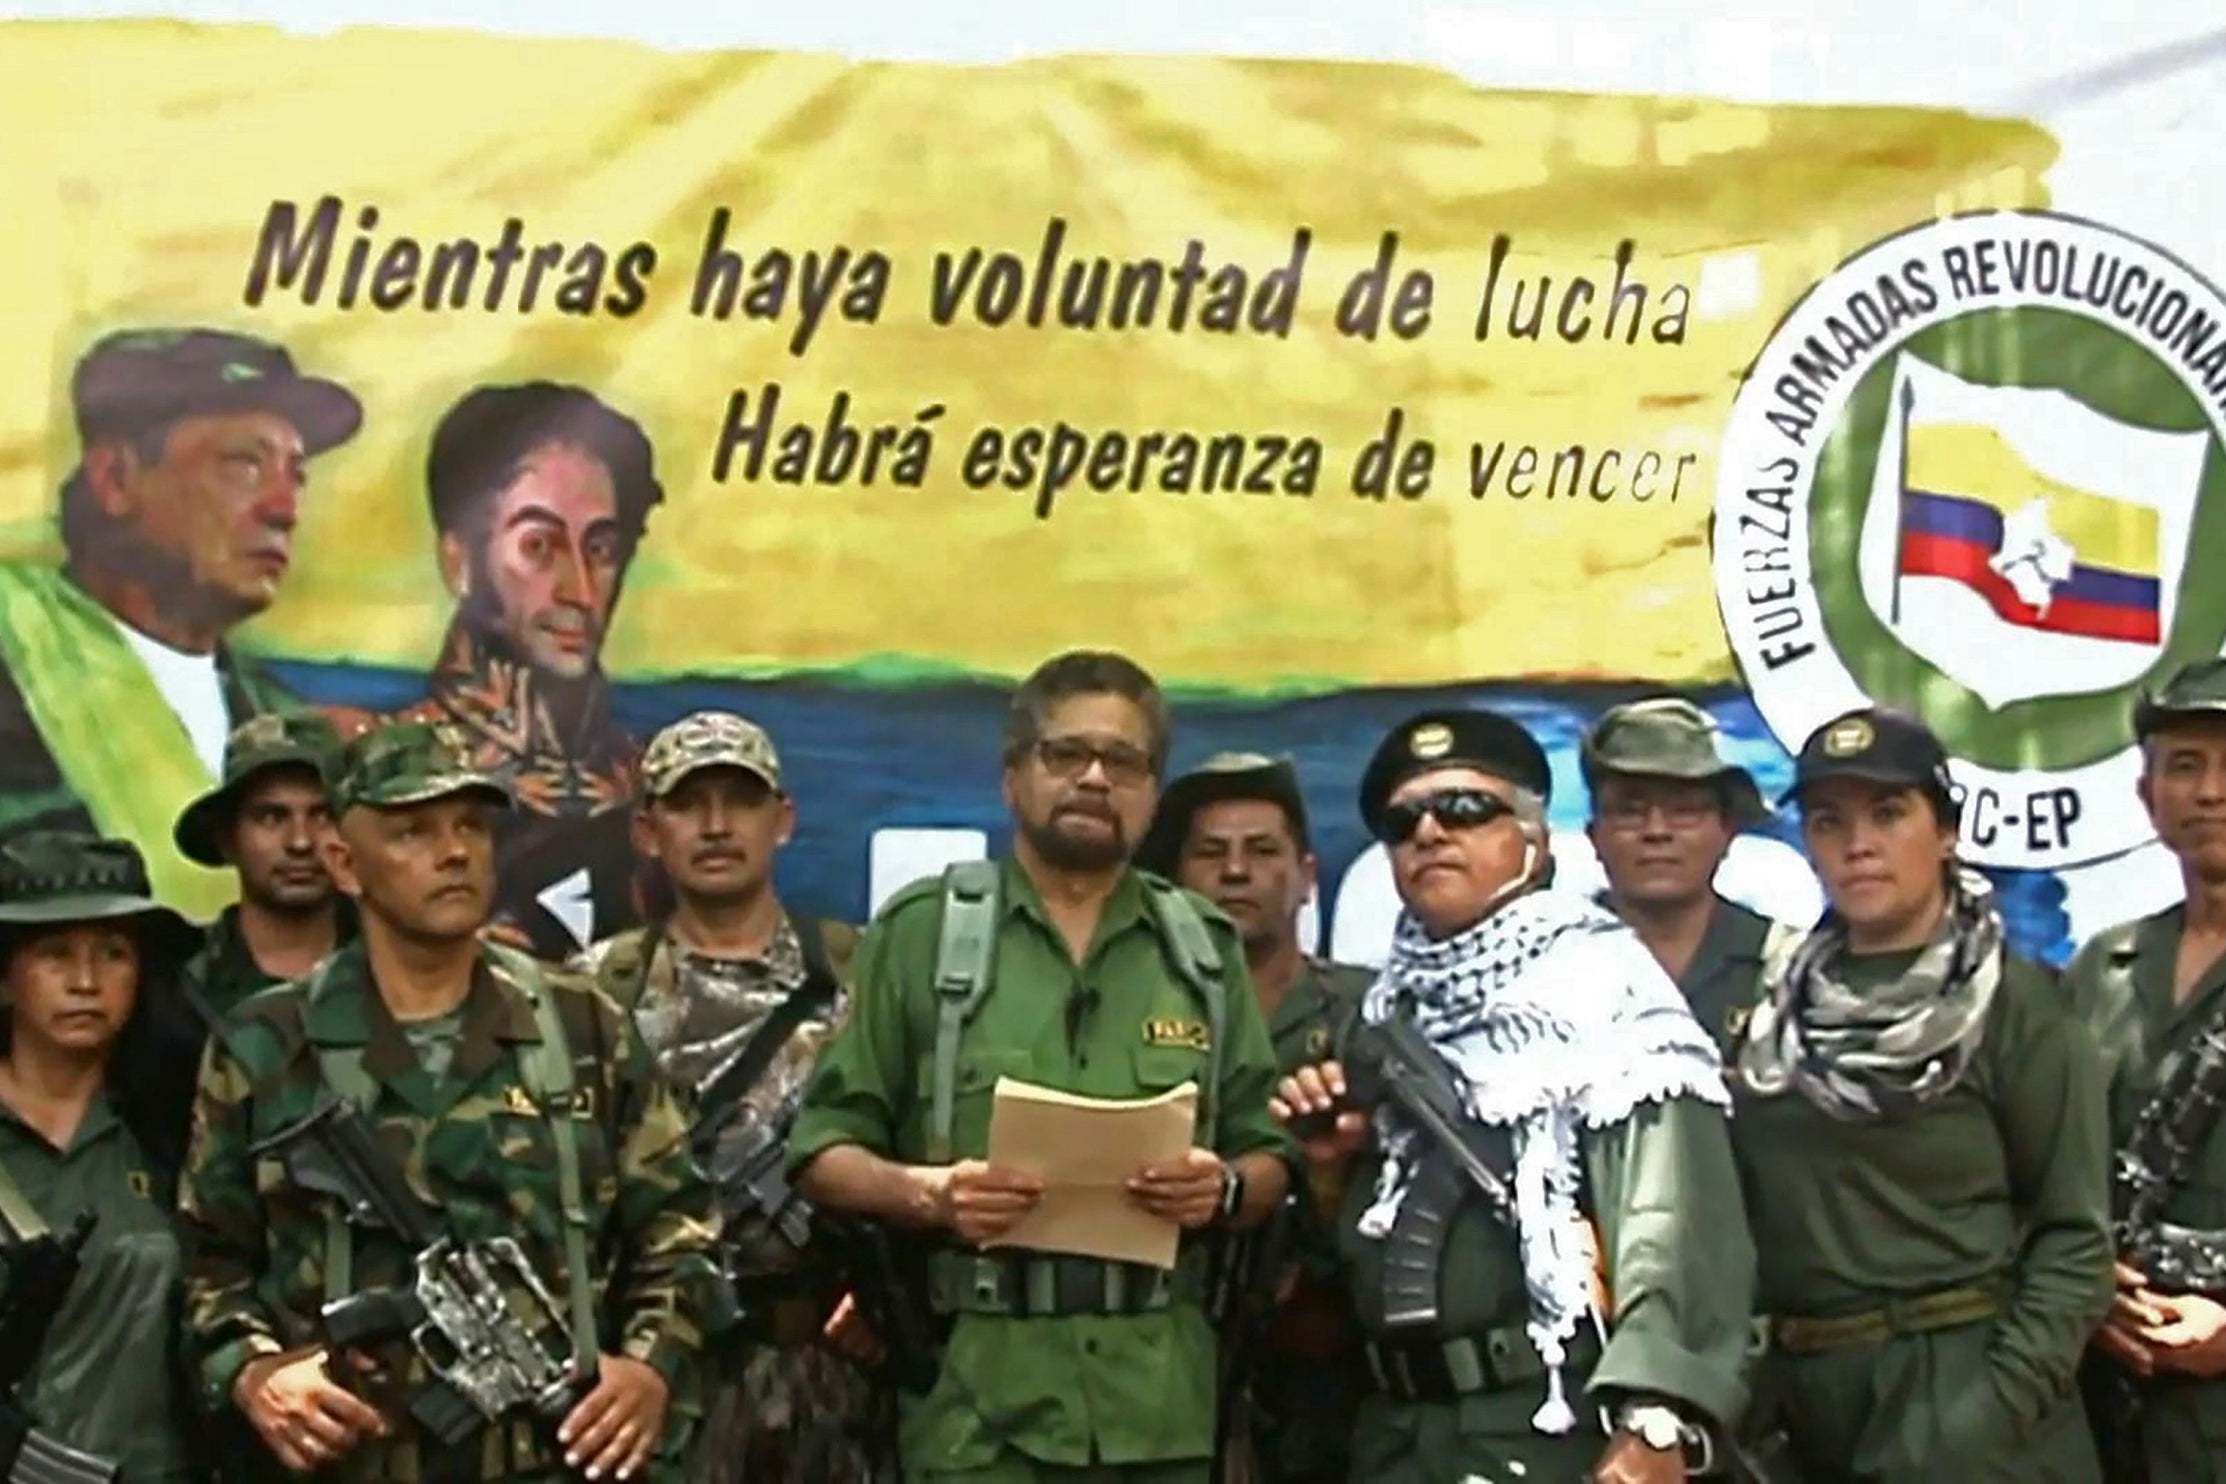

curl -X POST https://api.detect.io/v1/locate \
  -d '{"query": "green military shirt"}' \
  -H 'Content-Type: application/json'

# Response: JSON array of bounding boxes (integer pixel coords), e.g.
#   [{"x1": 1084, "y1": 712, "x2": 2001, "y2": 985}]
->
[
  {"x1": 1735, "y1": 951, "x2": 2112, "y2": 1475},
  {"x1": 177, "y1": 939, "x2": 718, "y2": 1482},
  {"x1": 180, "y1": 903, "x2": 358, "y2": 1025},
  {"x1": 0, "y1": 1093, "x2": 191, "y2": 1482},
  {"x1": 786, "y1": 861, "x2": 1292, "y2": 1474},
  {"x1": 1251, "y1": 959, "x2": 1372, "y2": 1484},
  {"x1": 1332, "y1": 1095, "x2": 1753, "y2": 1478},
  {"x1": 2069, "y1": 906, "x2": 2226, "y2": 1474},
  {"x1": 1677, "y1": 896, "x2": 1776, "y2": 1058}
]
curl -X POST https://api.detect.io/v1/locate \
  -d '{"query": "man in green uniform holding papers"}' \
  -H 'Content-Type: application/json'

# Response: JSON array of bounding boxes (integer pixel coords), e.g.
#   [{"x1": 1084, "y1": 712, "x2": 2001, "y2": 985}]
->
[
  {"x1": 789, "y1": 649, "x2": 1294, "y2": 1482},
  {"x1": 2076, "y1": 657, "x2": 2226, "y2": 1477}
]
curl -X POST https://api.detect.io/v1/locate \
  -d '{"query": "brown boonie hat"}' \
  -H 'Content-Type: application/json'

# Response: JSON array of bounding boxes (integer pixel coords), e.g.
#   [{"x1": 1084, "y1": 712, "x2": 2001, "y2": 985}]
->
[
  {"x1": 173, "y1": 710, "x2": 345, "y2": 866},
  {"x1": 331, "y1": 721, "x2": 511, "y2": 815},
  {"x1": 639, "y1": 711, "x2": 782, "y2": 799}
]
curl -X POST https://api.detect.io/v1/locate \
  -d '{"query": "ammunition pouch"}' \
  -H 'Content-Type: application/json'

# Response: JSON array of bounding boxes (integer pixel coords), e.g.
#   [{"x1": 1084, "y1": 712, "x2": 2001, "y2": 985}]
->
[{"x1": 927, "y1": 1249, "x2": 1202, "y2": 1318}]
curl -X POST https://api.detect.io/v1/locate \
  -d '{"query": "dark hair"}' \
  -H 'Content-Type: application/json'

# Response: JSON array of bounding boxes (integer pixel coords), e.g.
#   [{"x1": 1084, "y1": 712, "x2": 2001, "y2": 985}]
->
[
  {"x1": 0, "y1": 920, "x2": 196, "y2": 1196},
  {"x1": 426, "y1": 383, "x2": 663, "y2": 551},
  {"x1": 58, "y1": 417, "x2": 183, "y2": 563},
  {"x1": 1003, "y1": 650, "x2": 1170, "y2": 774}
]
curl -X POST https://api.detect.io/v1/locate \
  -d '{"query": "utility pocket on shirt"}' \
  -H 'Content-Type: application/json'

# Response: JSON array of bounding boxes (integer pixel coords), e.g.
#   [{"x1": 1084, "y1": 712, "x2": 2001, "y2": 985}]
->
[
  {"x1": 912, "y1": 1047, "x2": 1033, "y2": 1155},
  {"x1": 1133, "y1": 1043, "x2": 1207, "y2": 1095}
]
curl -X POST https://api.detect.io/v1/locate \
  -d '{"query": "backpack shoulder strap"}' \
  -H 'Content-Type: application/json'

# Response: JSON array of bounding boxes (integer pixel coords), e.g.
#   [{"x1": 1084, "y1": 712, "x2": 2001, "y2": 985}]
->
[
  {"x1": 1141, "y1": 878, "x2": 1228, "y2": 1144},
  {"x1": 928, "y1": 861, "x2": 1002, "y2": 1163}
]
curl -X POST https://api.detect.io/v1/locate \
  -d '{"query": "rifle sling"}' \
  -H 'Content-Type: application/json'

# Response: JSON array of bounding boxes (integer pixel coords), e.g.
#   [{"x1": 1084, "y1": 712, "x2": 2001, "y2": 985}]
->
[
  {"x1": 0, "y1": 1157, "x2": 47, "y2": 1244},
  {"x1": 691, "y1": 916, "x2": 843, "y2": 1143},
  {"x1": 2118, "y1": 948, "x2": 2226, "y2": 1234}
]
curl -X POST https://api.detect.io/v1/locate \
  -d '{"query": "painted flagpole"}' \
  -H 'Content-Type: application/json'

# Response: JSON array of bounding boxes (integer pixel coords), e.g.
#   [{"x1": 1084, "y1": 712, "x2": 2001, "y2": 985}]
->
[{"x1": 1892, "y1": 371, "x2": 1915, "y2": 627}]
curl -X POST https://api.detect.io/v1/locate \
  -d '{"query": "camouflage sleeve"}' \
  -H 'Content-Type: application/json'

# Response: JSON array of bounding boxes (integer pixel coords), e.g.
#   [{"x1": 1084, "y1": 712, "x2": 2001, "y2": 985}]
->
[
  {"x1": 595, "y1": 988, "x2": 719, "y2": 1392},
  {"x1": 175, "y1": 1029, "x2": 287, "y2": 1413}
]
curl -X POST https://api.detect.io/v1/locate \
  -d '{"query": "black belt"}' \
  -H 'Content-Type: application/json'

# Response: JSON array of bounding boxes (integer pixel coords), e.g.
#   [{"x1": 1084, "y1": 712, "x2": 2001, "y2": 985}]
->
[
  {"x1": 1364, "y1": 1324, "x2": 1549, "y2": 1402},
  {"x1": 928, "y1": 1250, "x2": 1193, "y2": 1316}
]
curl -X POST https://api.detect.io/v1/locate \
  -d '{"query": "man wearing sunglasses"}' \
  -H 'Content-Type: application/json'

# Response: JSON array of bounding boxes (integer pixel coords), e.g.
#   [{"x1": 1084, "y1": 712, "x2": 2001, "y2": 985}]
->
[
  {"x1": 1271, "y1": 709, "x2": 1752, "y2": 1484},
  {"x1": 787, "y1": 649, "x2": 1293, "y2": 1482},
  {"x1": 1582, "y1": 697, "x2": 1784, "y2": 1057}
]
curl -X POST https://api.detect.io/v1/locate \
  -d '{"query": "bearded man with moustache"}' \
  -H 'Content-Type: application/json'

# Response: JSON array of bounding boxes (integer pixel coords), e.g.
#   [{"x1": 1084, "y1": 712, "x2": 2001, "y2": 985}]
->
[
  {"x1": 578, "y1": 709, "x2": 874, "y2": 1484},
  {"x1": 789, "y1": 649, "x2": 1293, "y2": 1482}
]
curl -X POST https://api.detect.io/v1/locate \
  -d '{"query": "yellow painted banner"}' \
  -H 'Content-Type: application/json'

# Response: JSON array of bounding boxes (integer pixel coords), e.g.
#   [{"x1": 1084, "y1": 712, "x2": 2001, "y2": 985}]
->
[{"x1": 0, "y1": 20, "x2": 2054, "y2": 694}]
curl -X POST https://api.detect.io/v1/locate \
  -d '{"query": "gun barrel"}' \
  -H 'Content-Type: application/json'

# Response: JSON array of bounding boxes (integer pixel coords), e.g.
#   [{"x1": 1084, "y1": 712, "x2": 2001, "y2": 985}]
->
[{"x1": 251, "y1": 1101, "x2": 444, "y2": 1249}]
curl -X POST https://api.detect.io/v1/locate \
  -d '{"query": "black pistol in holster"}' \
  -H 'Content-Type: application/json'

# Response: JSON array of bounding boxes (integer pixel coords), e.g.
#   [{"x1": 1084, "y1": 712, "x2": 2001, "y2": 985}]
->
[
  {"x1": 251, "y1": 1098, "x2": 595, "y2": 1451},
  {"x1": 0, "y1": 1208, "x2": 119, "y2": 1484}
]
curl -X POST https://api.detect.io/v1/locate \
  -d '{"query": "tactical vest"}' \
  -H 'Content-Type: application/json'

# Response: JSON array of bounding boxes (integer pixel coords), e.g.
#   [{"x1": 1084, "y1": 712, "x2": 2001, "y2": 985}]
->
[
  {"x1": 924, "y1": 860, "x2": 1231, "y2": 1163},
  {"x1": 307, "y1": 943, "x2": 598, "y2": 1364}
]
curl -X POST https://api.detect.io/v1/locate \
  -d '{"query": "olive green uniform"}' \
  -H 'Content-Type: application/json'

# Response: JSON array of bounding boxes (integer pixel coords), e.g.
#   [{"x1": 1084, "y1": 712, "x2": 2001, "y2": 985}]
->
[
  {"x1": 177, "y1": 940, "x2": 717, "y2": 1482},
  {"x1": 1734, "y1": 951, "x2": 2112, "y2": 1480},
  {"x1": 179, "y1": 903, "x2": 356, "y2": 1025},
  {"x1": 1674, "y1": 896, "x2": 1775, "y2": 1059},
  {"x1": 1243, "y1": 959, "x2": 1372, "y2": 1484},
  {"x1": 1331, "y1": 1090, "x2": 1750, "y2": 1481},
  {"x1": 0, "y1": 1094, "x2": 193, "y2": 1481},
  {"x1": 2069, "y1": 907, "x2": 2226, "y2": 1479},
  {"x1": 787, "y1": 862, "x2": 1292, "y2": 1482}
]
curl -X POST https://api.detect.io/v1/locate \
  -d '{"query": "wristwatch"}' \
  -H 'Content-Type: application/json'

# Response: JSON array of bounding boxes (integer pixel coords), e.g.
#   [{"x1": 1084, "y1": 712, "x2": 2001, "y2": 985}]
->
[
  {"x1": 1618, "y1": 1402, "x2": 1710, "y2": 1470},
  {"x1": 1215, "y1": 1164, "x2": 1247, "y2": 1225}
]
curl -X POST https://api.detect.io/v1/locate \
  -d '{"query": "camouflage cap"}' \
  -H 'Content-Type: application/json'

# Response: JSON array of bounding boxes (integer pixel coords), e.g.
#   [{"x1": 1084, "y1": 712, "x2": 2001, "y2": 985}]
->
[
  {"x1": 173, "y1": 710, "x2": 346, "y2": 866},
  {"x1": 0, "y1": 831, "x2": 198, "y2": 958},
  {"x1": 332, "y1": 721, "x2": 512, "y2": 816},
  {"x1": 1136, "y1": 751, "x2": 1310, "y2": 876},
  {"x1": 2134, "y1": 657, "x2": 2226, "y2": 739},
  {"x1": 1581, "y1": 696, "x2": 1767, "y2": 828},
  {"x1": 639, "y1": 711, "x2": 782, "y2": 799}
]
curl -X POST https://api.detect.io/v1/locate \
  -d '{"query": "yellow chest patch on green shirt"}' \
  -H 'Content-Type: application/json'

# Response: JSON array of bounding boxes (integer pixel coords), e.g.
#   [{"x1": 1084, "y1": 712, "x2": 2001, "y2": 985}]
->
[{"x1": 1143, "y1": 1017, "x2": 1210, "y2": 1051}]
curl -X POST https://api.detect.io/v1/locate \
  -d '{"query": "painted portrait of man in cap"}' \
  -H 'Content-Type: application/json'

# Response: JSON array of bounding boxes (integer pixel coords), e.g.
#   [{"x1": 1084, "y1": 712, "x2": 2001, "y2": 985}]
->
[
  {"x1": 330, "y1": 380, "x2": 661, "y2": 958},
  {"x1": 0, "y1": 326, "x2": 361, "y2": 920}
]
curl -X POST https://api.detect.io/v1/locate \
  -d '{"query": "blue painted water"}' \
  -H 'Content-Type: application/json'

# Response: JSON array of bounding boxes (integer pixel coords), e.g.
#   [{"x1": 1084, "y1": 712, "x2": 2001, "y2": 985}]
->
[{"x1": 269, "y1": 663, "x2": 2073, "y2": 963}]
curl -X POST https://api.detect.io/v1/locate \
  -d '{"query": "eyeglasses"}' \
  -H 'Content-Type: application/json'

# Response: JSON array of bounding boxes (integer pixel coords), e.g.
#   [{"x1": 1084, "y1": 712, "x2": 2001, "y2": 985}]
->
[
  {"x1": 1597, "y1": 796, "x2": 1720, "y2": 832},
  {"x1": 1377, "y1": 788, "x2": 1516, "y2": 843},
  {"x1": 1032, "y1": 735, "x2": 1155, "y2": 787}
]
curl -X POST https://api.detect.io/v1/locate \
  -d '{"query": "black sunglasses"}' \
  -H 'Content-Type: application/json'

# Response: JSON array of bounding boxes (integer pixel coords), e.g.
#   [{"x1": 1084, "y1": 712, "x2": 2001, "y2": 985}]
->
[{"x1": 1376, "y1": 787, "x2": 1516, "y2": 843}]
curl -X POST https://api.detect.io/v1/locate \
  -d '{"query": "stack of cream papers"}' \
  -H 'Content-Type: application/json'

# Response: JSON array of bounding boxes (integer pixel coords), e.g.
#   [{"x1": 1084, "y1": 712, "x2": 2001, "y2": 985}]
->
[{"x1": 982, "y1": 1076, "x2": 1199, "y2": 1269}]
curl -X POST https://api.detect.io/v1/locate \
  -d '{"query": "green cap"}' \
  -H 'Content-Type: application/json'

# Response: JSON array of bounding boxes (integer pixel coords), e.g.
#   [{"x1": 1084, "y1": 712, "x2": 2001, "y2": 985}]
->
[
  {"x1": 2134, "y1": 657, "x2": 2226, "y2": 739},
  {"x1": 639, "y1": 710, "x2": 782, "y2": 799},
  {"x1": 0, "y1": 831, "x2": 198, "y2": 958},
  {"x1": 173, "y1": 710, "x2": 345, "y2": 866},
  {"x1": 1581, "y1": 697, "x2": 1767, "y2": 828},
  {"x1": 1136, "y1": 751, "x2": 1310, "y2": 876},
  {"x1": 332, "y1": 721, "x2": 512, "y2": 816},
  {"x1": 71, "y1": 326, "x2": 361, "y2": 453}
]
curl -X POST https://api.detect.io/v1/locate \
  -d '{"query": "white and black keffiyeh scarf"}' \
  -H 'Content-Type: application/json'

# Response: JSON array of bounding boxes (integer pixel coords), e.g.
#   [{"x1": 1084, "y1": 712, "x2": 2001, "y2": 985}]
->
[
  {"x1": 1735, "y1": 867, "x2": 2003, "y2": 1122},
  {"x1": 1357, "y1": 889, "x2": 1729, "y2": 1433}
]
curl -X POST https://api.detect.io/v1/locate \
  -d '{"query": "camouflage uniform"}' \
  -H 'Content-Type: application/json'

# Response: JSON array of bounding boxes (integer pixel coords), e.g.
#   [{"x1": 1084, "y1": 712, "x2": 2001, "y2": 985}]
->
[
  {"x1": 331, "y1": 624, "x2": 642, "y2": 961},
  {"x1": 176, "y1": 722, "x2": 717, "y2": 1483},
  {"x1": 579, "y1": 710, "x2": 878, "y2": 1484},
  {"x1": 172, "y1": 710, "x2": 353, "y2": 1025}
]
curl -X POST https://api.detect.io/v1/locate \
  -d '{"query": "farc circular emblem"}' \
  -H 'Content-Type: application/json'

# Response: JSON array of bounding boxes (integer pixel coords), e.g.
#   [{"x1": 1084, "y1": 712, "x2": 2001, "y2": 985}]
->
[{"x1": 1716, "y1": 210, "x2": 2226, "y2": 869}]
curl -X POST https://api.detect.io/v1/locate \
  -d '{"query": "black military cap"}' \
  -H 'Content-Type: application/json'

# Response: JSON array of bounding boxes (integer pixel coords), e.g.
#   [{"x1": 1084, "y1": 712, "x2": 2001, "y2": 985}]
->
[
  {"x1": 1135, "y1": 752, "x2": 1310, "y2": 876},
  {"x1": 1358, "y1": 709, "x2": 1551, "y2": 835},
  {"x1": 1786, "y1": 707, "x2": 1958, "y2": 821},
  {"x1": 2133, "y1": 657, "x2": 2226, "y2": 740},
  {"x1": 72, "y1": 327, "x2": 362, "y2": 454}
]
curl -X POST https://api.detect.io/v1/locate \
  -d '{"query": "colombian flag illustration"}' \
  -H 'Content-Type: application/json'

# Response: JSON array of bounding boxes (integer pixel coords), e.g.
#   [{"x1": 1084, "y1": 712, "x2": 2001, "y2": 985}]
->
[{"x1": 1898, "y1": 419, "x2": 2162, "y2": 644}]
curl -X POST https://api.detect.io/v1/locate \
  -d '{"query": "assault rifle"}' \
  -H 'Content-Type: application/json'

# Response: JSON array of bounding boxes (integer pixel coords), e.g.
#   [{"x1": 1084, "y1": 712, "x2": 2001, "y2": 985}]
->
[
  {"x1": 250, "y1": 1099, "x2": 593, "y2": 1447},
  {"x1": 0, "y1": 1208, "x2": 117, "y2": 1484}
]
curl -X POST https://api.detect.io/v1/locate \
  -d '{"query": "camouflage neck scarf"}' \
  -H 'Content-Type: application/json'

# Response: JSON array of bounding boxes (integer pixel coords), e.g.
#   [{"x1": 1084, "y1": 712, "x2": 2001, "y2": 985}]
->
[{"x1": 1736, "y1": 867, "x2": 2003, "y2": 1122}]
